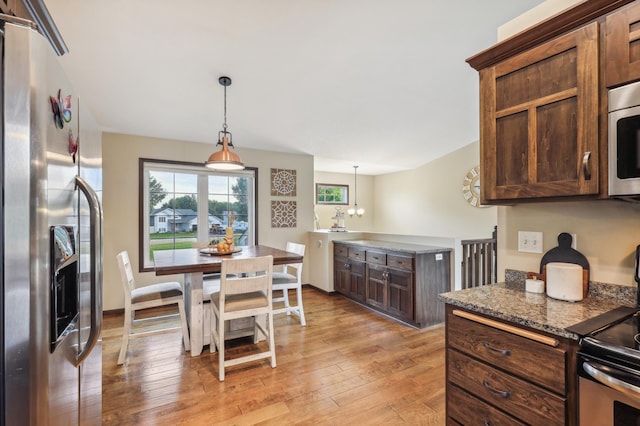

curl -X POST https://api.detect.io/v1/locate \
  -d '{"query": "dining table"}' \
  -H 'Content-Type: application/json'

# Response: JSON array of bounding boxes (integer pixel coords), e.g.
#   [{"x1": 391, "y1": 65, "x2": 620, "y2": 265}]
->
[{"x1": 153, "y1": 244, "x2": 304, "y2": 356}]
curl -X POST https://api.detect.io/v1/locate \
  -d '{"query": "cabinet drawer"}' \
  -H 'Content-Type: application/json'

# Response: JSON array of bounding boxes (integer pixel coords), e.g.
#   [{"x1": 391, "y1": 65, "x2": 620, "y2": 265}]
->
[
  {"x1": 447, "y1": 383, "x2": 525, "y2": 426},
  {"x1": 448, "y1": 350, "x2": 565, "y2": 426},
  {"x1": 348, "y1": 247, "x2": 365, "y2": 261},
  {"x1": 334, "y1": 244, "x2": 348, "y2": 258},
  {"x1": 366, "y1": 250, "x2": 386, "y2": 265},
  {"x1": 387, "y1": 254, "x2": 413, "y2": 270},
  {"x1": 447, "y1": 311, "x2": 566, "y2": 393}
]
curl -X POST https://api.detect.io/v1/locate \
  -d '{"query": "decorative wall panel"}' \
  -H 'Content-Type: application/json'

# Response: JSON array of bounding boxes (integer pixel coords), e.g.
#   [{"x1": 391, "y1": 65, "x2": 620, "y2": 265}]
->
[
  {"x1": 271, "y1": 200, "x2": 297, "y2": 228},
  {"x1": 271, "y1": 168, "x2": 297, "y2": 196}
]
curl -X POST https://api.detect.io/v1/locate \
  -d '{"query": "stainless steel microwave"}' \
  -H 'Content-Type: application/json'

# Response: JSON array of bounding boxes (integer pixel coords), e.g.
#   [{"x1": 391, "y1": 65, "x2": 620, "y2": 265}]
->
[{"x1": 609, "y1": 80, "x2": 640, "y2": 200}]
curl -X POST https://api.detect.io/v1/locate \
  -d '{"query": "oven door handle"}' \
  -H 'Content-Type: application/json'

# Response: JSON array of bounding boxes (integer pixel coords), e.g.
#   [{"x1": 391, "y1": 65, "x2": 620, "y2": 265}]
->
[{"x1": 583, "y1": 361, "x2": 640, "y2": 399}]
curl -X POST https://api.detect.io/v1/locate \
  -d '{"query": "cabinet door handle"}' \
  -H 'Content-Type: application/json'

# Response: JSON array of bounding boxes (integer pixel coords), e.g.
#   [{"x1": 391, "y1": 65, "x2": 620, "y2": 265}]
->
[
  {"x1": 344, "y1": 263, "x2": 350, "y2": 270},
  {"x1": 482, "y1": 380, "x2": 511, "y2": 398},
  {"x1": 483, "y1": 420, "x2": 490, "y2": 426},
  {"x1": 582, "y1": 151, "x2": 592, "y2": 180},
  {"x1": 482, "y1": 341, "x2": 511, "y2": 356}
]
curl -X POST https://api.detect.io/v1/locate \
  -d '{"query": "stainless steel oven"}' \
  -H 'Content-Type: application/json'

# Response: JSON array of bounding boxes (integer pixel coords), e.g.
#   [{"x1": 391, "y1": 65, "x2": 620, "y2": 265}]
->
[
  {"x1": 578, "y1": 308, "x2": 640, "y2": 425},
  {"x1": 579, "y1": 376, "x2": 640, "y2": 425},
  {"x1": 573, "y1": 246, "x2": 640, "y2": 425},
  {"x1": 579, "y1": 354, "x2": 640, "y2": 425}
]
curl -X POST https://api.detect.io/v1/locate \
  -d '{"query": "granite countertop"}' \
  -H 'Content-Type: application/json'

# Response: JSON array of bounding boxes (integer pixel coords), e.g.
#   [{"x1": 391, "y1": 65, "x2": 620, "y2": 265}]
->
[
  {"x1": 335, "y1": 239, "x2": 452, "y2": 254},
  {"x1": 439, "y1": 282, "x2": 634, "y2": 340}
]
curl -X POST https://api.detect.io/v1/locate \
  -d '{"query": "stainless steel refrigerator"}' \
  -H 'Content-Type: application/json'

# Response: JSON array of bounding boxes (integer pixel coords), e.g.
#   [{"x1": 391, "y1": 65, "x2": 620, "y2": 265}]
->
[{"x1": 1, "y1": 18, "x2": 103, "y2": 425}]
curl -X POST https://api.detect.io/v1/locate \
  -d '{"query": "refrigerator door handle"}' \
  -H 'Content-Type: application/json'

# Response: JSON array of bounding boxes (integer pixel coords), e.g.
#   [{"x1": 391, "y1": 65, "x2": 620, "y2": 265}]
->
[{"x1": 75, "y1": 176, "x2": 103, "y2": 366}]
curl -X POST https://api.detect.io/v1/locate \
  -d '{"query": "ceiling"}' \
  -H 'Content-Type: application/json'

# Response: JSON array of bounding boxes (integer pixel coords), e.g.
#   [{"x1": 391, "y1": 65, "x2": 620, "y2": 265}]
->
[{"x1": 44, "y1": 0, "x2": 543, "y2": 175}]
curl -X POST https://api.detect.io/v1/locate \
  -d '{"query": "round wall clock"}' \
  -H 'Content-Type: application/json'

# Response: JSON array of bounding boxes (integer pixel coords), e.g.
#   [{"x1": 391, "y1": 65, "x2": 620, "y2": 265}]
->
[{"x1": 462, "y1": 165, "x2": 483, "y2": 208}]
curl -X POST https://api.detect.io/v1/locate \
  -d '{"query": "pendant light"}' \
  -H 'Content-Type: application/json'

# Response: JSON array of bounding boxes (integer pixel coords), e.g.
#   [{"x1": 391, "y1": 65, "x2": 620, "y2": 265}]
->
[
  {"x1": 205, "y1": 76, "x2": 245, "y2": 170},
  {"x1": 347, "y1": 165, "x2": 365, "y2": 217}
]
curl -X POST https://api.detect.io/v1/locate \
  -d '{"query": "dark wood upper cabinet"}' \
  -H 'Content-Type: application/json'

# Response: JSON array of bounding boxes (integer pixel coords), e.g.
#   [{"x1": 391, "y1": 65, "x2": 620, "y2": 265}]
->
[
  {"x1": 467, "y1": 0, "x2": 640, "y2": 204},
  {"x1": 606, "y1": 1, "x2": 640, "y2": 87},
  {"x1": 479, "y1": 22, "x2": 600, "y2": 202}
]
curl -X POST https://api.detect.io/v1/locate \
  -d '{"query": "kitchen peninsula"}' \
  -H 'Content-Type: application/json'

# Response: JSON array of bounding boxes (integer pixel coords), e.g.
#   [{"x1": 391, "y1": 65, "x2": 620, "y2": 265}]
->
[{"x1": 333, "y1": 239, "x2": 452, "y2": 328}]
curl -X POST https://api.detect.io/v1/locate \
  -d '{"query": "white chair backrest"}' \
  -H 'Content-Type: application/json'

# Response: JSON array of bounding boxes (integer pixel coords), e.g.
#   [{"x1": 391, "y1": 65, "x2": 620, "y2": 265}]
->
[
  {"x1": 219, "y1": 255, "x2": 274, "y2": 311},
  {"x1": 283, "y1": 242, "x2": 305, "y2": 278},
  {"x1": 286, "y1": 242, "x2": 305, "y2": 257},
  {"x1": 116, "y1": 251, "x2": 136, "y2": 302}
]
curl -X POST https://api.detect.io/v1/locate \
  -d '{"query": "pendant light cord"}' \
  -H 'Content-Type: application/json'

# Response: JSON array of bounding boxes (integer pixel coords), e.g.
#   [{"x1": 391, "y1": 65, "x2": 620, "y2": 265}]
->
[
  {"x1": 223, "y1": 84, "x2": 228, "y2": 133},
  {"x1": 354, "y1": 166, "x2": 357, "y2": 206}
]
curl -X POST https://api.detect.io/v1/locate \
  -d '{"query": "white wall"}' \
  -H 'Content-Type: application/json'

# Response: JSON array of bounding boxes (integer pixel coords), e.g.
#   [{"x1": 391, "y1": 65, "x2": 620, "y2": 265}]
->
[
  {"x1": 374, "y1": 142, "x2": 496, "y2": 239},
  {"x1": 103, "y1": 133, "x2": 314, "y2": 311},
  {"x1": 313, "y1": 141, "x2": 497, "y2": 291},
  {"x1": 496, "y1": 0, "x2": 640, "y2": 287},
  {"x1": 498, "y1": 201, "x2": 640, "y2": 287},
  {"x1": 497, "y1": 0, "x2": 581, "y2": 40},
  {"x1": 314, "y1": 170, "x2": 375, "y2": 232},
  {"x1": 315, "y1": 142, "x2": 496, "y2": 239}
]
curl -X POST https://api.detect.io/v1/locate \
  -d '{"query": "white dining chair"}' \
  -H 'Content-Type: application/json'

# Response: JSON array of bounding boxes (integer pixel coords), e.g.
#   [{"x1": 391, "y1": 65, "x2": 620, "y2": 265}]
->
[
  {"x1": 116, "y1": 250, "x2": 190, "y2": 365},
  {"x1": 272, "y1": 242, "x2": 306, "y2": 326},
  {"x1": 206, "y1": 255, "x2": 276, "y2": 381}
]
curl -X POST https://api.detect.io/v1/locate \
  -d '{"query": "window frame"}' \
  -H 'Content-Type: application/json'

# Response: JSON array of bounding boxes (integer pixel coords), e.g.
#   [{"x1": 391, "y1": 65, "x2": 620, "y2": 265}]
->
[
  {"x1": 138, "y1": 158, "x2": 259, "y2": 272},
  {"x1": 315, "y1": 183, "x2": 349, "y2": 205}
]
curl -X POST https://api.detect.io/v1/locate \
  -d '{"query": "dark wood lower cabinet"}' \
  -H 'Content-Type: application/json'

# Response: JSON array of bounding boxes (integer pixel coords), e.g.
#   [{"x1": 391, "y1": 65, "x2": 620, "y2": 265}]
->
[
  {"x1": 334, "y1": 260, "x2": 365, "y2": 302},
  {"x1": 365, "y1": 264, "x2": 387, "y2": 310},
  {"x1": 347, "y1": 260, "x2": 366, "y2": 302},
  {"x1": 334, "y1": 241, "x2": 451, "y2": 328},
  {"x1": 445, "y1": 305, "x2": 578, "y2": 425},
  {"x1": 447, "y1": 383, "x2": 525, "y2": 426},
  {"x1": 333, "y1": 257, "x2": 350, "y2": 295}
]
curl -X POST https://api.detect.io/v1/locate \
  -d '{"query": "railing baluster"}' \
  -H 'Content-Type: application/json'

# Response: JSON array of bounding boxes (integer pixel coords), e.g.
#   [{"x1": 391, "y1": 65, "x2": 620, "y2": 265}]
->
[{"x1": 460, "y1": 235, "x2": 497, "y2": 289}]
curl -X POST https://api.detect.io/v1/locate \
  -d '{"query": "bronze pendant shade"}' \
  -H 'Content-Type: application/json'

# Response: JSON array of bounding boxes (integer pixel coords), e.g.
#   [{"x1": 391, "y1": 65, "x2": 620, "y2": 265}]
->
[{"x1": 205, "y1": 76, "x2": 245, "y2": 170}]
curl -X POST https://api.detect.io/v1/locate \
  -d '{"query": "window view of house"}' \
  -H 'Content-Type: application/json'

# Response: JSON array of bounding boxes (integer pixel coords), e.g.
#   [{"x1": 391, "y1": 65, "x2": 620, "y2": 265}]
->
[{"x1": 140, "y1": 160, "x2": 256, "y2": 269}]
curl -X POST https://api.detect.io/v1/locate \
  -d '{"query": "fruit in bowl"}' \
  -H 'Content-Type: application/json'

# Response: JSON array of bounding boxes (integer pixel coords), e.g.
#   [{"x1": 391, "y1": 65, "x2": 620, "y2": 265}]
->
[{"x1": 214, "y1": 236, "x2": 234, "y2": 253}]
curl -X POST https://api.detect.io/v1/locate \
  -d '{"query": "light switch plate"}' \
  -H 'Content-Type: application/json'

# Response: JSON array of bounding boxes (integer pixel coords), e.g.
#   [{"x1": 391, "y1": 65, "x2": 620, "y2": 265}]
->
[{"x1": 518, "y1": 231, "x2": 543, "y2": 253}]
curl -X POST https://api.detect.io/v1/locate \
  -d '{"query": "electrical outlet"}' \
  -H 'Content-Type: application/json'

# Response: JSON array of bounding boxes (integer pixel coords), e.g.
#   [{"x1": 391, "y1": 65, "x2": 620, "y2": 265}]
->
[{"x1": 518, "y1": 231, "x2": 543, "y2": 253}]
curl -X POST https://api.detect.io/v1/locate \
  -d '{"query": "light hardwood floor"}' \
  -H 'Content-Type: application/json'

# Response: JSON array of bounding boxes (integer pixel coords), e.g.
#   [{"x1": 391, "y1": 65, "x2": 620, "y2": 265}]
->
[{"x1": 102, "y1": 287, "x2": 446, "y2": 425}]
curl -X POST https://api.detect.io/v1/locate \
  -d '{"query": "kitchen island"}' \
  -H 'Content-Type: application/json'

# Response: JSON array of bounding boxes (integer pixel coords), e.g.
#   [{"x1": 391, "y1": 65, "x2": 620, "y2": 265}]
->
[{"x1": 439, "y1": 280, "x2": 634, "y2": 425}]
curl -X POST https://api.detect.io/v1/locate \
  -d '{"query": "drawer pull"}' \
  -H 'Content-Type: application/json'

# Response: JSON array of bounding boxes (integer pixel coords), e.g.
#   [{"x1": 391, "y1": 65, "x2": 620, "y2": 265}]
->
[
  {"x1": 452, "y1": 309, "x2": 559, "y2": 347},
  {"x1": 482, "y1": 341, "x2": 511, "y2": 356},
  {"x1": 482, "y1": 380, "x2": 511, "y2": 398}
]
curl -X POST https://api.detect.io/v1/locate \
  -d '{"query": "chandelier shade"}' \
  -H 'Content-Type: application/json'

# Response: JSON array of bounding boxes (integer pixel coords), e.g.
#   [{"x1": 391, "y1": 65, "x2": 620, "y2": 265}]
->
[{"x1": 205, "y1": 76, "x2": 245, "y2": 171}]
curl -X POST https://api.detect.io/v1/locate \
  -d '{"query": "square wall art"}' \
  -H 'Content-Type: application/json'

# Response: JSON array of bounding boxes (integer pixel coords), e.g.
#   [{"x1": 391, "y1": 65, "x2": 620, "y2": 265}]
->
[
  {"x1": 271, "y1": 200, "x2": 297, "y2": 228},
  {"x1": 271, "y1": 168, "x2": 297, "y2": 196}
]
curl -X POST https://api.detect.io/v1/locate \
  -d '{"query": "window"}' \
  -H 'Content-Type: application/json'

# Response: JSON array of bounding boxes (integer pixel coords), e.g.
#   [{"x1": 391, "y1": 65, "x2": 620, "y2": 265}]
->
[
  {"x1": 316, "y1": 183, "x2": 349, "y2": 205},
  {"x1": 139, "y1": 158, "x2": 257, "y2": 271}
]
